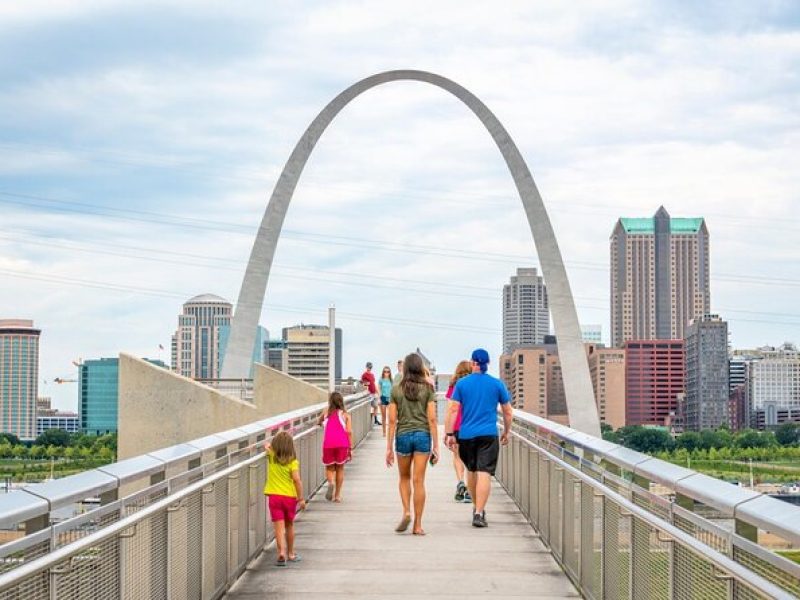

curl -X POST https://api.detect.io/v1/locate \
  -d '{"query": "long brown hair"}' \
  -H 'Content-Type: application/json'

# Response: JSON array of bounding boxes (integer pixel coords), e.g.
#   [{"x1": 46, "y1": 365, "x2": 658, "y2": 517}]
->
[
  {"x1": 270, "y1": 431, "x2": 296, "y2": 465},
  {"x1": 328, "y1": 391, "x2": 345, "y2": 413},
  {"x1": 380, "y1": 366, "x2": 393, "y2": 381},
  {"x1": 400, "y1": 352, "x2": 432, "y2": 401},
  {"x1": 450, "y1": 360, "x2": 472, "y2": 386}
]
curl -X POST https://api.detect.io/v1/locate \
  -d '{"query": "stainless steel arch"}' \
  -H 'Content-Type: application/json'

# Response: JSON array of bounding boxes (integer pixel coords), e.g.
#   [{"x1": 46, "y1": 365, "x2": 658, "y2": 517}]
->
[{"x1": 222, "y1": 69, "x2": 600, "y2": 436}]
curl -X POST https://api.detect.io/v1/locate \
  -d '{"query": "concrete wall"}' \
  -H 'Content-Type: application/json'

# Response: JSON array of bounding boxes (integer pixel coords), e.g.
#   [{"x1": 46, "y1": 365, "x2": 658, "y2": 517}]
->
[{"x1": 118, "y1": 354, "x2": 326, "y2": 459}]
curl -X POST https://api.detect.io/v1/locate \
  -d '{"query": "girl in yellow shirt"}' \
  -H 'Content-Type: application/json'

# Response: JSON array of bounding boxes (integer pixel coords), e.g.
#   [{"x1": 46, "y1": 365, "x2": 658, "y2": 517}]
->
[{"x1": 264, "y1": 431, "x2": 306, "y2": 566}]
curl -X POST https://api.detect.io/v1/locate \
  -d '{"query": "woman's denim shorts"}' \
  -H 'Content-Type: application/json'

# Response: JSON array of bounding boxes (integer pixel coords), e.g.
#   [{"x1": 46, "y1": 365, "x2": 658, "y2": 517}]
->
[{"x1": 395, "y1": 431, "x2": 431, "y2": 456}]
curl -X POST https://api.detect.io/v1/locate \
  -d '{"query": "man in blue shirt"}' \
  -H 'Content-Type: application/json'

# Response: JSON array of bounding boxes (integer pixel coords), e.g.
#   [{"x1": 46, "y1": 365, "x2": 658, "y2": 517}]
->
[{"x1": 445, "y1": 348, "x2": 512, "y2": 528}]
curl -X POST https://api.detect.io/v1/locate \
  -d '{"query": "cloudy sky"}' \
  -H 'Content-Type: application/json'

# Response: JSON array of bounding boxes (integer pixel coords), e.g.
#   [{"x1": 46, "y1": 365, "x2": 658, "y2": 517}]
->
[{"x1": 1, "y1": 1, "x2": 799, "y2": 410}]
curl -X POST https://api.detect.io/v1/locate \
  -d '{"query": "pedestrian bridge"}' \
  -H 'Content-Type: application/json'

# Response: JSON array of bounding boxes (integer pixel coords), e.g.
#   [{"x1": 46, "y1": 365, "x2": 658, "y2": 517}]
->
[{"x1": 0, "y1": 393, "x2": 798, "y2": 599}]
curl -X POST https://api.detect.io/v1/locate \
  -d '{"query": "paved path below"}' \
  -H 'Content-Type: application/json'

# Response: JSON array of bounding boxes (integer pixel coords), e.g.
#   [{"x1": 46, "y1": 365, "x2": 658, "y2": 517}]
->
[{"x1": 225, "y1": 427, "x2": 579, "y2": 599}]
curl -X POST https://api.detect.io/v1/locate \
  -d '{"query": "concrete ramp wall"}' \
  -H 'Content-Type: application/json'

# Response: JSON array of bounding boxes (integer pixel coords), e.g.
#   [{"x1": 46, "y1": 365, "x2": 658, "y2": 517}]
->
[{"x1": 118, "y1": 354, "x2": 327, "y2": 459}]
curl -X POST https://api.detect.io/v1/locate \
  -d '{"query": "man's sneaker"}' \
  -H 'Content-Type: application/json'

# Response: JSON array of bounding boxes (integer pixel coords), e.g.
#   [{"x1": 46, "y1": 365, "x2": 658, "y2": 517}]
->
[
  {"x1": 472, "y1": 510, "x2": 487, "y2": 528},
  {"x1": 454, "y1": 481, "x2": 466, "y2": 502},
  {"x1": 462, "y1": 489, "x2": 472, "y2": 503}
]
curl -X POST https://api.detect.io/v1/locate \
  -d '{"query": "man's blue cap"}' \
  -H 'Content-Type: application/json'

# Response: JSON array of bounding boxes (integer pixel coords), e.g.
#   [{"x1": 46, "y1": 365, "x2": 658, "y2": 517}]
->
[{"x1": 471, "y1": 348, "x2": 490, "y2": 365}]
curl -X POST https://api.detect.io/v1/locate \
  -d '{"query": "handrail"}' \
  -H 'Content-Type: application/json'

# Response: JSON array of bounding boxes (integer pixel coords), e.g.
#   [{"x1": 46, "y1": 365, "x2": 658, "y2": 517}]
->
[
  {"x1": 0, "y1": 392, "x2": 369, "y2": 531},
  {"x1": 0, "y1": 393, "x2": 374, "y2": 597},
  {"x1": 511, "y1": 409, "x2": 800, "y2": 545},
  {"x1": 510, "y1": 429, "x2": 796, "y2": 600}
]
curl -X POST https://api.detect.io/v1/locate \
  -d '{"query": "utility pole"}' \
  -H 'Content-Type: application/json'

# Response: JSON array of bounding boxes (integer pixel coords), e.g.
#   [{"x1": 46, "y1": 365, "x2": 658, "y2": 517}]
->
[{"x1": 328, "y1": 304, "x2": 336, "y2": 393}]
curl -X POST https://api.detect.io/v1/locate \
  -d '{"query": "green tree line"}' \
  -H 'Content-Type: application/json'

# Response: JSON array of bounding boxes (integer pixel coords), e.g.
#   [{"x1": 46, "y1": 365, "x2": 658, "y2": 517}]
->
[
  {"x1": 601, "y1": 422, "x2": 800, "y2": 456},
  {"x1": 0, "y1": 431, "x2": 116, "y2": 464}
]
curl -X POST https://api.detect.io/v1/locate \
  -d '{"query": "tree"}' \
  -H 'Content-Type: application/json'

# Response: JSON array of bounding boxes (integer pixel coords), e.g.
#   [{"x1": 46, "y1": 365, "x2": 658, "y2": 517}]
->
[
  {"x1": 35, "y1": 429, "x2": 71, "y2": 448},
  {"x1": 735, "y1": 429, "x2": 776, "y2": 449},
  {"x1": 0, "y1": 433, "x2": 21, "y2": 446},
  {"x1": 624, "y1": 427, "x2": 675, "y2": 453},
  {"x1": 676, "y1": 432, "x2": 702, "y2": 451},
  {"x1": 600, "y1": 423, "x2": 614, "y2": 440},
  {"x1": 775, "y1": 422, "x2": 800, "y2": 446},
  {"x1": 11, "y1": 445, "x2": 27, "y2": 459}
]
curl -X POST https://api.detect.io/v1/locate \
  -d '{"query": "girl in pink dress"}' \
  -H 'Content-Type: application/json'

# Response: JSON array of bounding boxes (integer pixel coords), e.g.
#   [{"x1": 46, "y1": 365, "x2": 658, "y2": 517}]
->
[{"x1": 319, "y1": 392, "x2": 353, "y2": 502}]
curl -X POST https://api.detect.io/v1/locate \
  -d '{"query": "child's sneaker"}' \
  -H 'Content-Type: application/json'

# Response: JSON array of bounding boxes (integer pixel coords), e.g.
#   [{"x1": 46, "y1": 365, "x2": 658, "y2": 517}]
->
[{"x1": 454, "y1": 481, "x2": 466, "y2": 502}]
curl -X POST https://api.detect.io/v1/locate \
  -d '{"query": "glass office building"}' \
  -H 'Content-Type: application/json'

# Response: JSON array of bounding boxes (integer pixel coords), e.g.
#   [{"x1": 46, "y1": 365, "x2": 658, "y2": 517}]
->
[{"x1": 80, "y1": 357, "x2": 165, "y2": 435}]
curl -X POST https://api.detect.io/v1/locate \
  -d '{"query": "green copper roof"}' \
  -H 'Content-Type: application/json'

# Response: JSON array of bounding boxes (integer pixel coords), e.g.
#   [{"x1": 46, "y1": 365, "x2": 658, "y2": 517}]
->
[{"x1": 619, "y1": 217, "x2": 704, "y2": 234}]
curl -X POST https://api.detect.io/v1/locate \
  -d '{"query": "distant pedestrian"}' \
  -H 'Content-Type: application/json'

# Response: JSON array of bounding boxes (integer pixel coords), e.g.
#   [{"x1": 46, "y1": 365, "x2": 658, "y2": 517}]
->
[
  {"x1": 378, "y1": 366, "x2": 393, "y2": 437},
  {"x1": 319, "y1": 392, "x2": 353, "y2": 502},
  {"x1": 264, "y1": 431, "x2": 306, "y2": 566},
  {"x1": 394, "y1": 359, "x2": 404, "y2": 384},
  {"x1": 386, "y1": 352, "x2": 439, "y2": 535},
  {"x1": 443, "y1": 359, "x2": 473, "y2": 503},
  {"x1": 361, "y1": 362, "x2": 380, "y2": 425},
  {"x1": 446, "y1": 349, "x2": 512, "y2": 528}
]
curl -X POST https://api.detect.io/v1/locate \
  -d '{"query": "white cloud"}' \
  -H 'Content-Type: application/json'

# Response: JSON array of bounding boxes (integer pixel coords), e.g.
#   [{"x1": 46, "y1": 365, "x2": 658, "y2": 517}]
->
[{"x1": 1, "y1": 1, "x2": 799, "y2": 411}]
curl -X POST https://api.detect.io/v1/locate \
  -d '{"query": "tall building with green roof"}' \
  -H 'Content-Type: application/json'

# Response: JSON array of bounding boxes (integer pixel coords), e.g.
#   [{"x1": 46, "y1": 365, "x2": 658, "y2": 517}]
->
[{"x1": 610, "y1": 206, "x2": 709, "y2": 347}]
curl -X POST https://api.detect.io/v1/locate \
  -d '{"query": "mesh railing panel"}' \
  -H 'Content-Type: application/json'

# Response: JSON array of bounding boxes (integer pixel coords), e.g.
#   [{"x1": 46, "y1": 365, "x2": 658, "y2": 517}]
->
[
  {"x1": 672, "y1": 512, "x2": 729, "y2": 554},
  {"x1": 673, "y1": 544, "x2": 730, "y2": 600},
  {"x1": 521, "y1": 443, "x2": 530, "y2": 519},
  {"x1": 732, "y1": 544, "x2": 800, "y2": 597},
  {"x1": 602, "y1": 499, "x2": 631, "y2": 600},
  {"x1": 529, "y1": 447, "x2": 540, "y2": 529},
  {"x1": 122, "y1": 511, "x2": 168, "y2": 600},
  {"x1": 580, "y1": 481, "x2": 601, "y2": 600},
  {"x1": 0, "y1": 539, "x2": 50, "y2": 576},
  {"x1": 214, "y1": 478, "x2": 229, "y2": 595},
  {"x1": 538, "y1": 456, "x2": 550, "y2": 544},
  {"x1": 55, "y1": 509, "x2": 120, "y2": 548},
  {"x1": 168, "y1": 499, "x2": 189, "y2": 599},
  {"x1": 52, "y1": 536, "x2": 121, "y2": 599},
  {"x1": 562, "y1": 477, "x2": 580, "y2": 583},
  {"x1": 549, "y1": 467, "x2": 563, "y2": 561},
  {"x1": 631, "y1": 518, "x2": 670, "y2": 600}
]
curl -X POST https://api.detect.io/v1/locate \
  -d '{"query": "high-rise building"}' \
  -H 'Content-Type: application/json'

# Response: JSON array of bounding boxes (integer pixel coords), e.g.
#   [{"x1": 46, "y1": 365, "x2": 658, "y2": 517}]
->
[
  {"x1": 745, "y1": 343, "x2": 800, "y2": 429},
  {"x1": 282, "y1": 325, "x2": 342, "y2": 389},
  {"x1": 500, "y1": 343, "x2": 556, "y2": 422},
  {"x1": 587, "y1": 345, "x2": 626, "y2": 430},
  {"x1": 0, "y1": 319, "x2": 40, "y2": 440},
  {"x1": 264, "y1": 339, "x2": 288, "y2": 372},
  {"x1": 80, "y1": 357, "x2": 166, "y2": 435},
  {"x1": 625, "y1": 339, "x2": 685, "y2": 426},
  {"x1": 684, "y1": 315, "x2": 729, "y2": 431},
  {"x1": 610, "y1": 207, "x2": 710, "y2": 347},
  {"x1": 500, "y1": 339, "x2": 624, "y2": 429},
  {"x1": 503, "y1": 268, "x2": 549, "y2": 353},
  {"x1": 171, "y1": 294, "x2": 232, "y2": 380}
]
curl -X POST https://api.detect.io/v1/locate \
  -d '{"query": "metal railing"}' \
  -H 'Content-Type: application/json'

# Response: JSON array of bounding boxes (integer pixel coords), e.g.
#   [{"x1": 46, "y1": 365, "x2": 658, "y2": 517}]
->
[
  {"x1": 0, "y1": 392, "x2": 372, "y2": 599},
  {"x1": 496, "y1": 410, "x2": 800, "y2": 600}
]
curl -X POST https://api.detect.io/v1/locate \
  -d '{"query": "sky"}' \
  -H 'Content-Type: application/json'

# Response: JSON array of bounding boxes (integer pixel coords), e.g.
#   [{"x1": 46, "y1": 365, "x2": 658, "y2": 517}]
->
[{"x1": 1, "y1": 1, "x2": 799, "y2": 411}]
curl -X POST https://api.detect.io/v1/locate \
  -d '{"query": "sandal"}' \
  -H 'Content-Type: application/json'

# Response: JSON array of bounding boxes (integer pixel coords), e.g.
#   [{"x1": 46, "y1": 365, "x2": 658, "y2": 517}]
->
[
  {"x1": 395, "y1": 515, "x2": 411, "y2": 533},
  {"x1": 276, "y1": 557, "x2": 287, "y2": 567},
  {"x1": 325, "y1": 484, "x2": 334, "y2": 502},
  {"x1": 288, "y1": 554, "x2": 302, "y2": 563},
  {"x1": 412, "y1": 529, "x2": 426, "y2": 536}
]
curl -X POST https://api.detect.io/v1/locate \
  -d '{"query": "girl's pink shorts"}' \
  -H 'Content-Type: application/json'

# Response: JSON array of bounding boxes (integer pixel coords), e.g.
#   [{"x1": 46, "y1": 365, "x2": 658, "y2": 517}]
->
[{"x1": 267, "y1": 494, "x2": 297, "y2": 522}]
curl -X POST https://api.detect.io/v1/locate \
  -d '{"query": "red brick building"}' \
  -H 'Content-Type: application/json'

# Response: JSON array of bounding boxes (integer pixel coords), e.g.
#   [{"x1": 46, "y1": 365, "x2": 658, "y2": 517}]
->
[{"x1": 625, "y1": 340, "x2": 685, "y2": 426}]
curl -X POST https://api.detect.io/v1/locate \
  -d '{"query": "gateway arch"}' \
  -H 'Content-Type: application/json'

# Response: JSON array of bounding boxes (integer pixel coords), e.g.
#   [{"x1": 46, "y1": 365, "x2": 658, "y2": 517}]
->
[{"x1": 221, "y1": 70, "x2": 601, "y2": 436}]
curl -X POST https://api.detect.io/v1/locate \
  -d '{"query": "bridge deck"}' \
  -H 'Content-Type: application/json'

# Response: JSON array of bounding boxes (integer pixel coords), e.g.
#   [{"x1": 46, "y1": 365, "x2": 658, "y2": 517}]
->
[{"x1": 226, "y1": 428, "x2": 578, "y2": 599}]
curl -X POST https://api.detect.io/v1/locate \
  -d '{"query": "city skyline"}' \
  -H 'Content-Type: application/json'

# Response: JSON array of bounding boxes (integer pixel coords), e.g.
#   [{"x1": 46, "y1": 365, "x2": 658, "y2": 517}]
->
[{"x1": 1, "y1": 3, "x2": 799, "y2": 411}]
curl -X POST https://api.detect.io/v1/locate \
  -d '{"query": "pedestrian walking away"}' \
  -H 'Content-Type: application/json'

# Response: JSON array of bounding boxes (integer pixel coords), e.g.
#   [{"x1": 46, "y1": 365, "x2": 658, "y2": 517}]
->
[
  {"x1": 319, "y1": 391, "x2": 353, "y2": 502},
  {"x1": 394, "y1": 359, "x2": 404, "y2": 384},
  {"x1": 386, "y1": 352, "x2": 439, "y2": 536},
  {"x1": 378, "y1": 365, "x2": 393, "y2": 437},
  {"x1": 361, "y1": 361, "x2": 380, "y2": 425},
  {"x1": 443, "y1": 359, "x2": 473, "y2": 503},
  {"x1": 446, "y1": 348, "x2": 512, "y2": 528},
  {"x1": 263, "y1": 431, "x2": 306, "y2": 566}
]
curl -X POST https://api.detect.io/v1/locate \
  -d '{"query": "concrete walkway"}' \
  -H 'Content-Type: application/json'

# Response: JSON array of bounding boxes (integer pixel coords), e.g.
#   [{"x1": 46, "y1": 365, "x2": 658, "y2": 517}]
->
[{"x1": 226, "y1": 428, "x2": 579, "y2": 599}]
